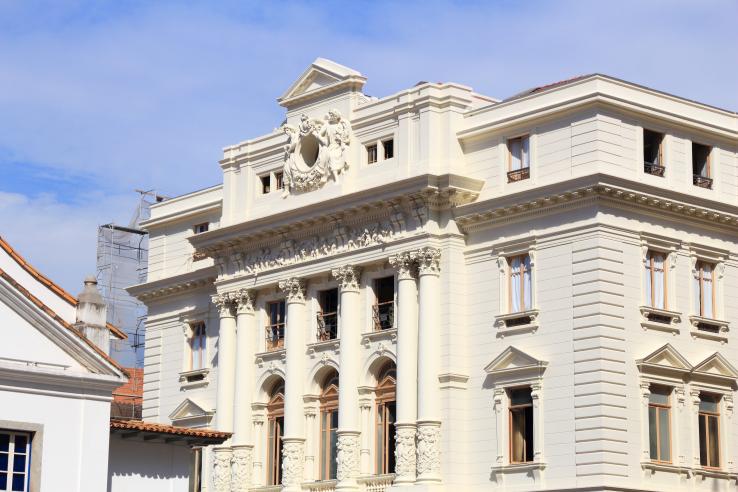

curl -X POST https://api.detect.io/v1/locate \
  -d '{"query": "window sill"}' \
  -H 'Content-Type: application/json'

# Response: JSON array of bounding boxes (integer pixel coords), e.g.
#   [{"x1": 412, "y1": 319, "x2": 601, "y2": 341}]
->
[
  {"x1": 641, "y1": 461, "x2": 692, "y2": 477},
  {"x1": 693, "y1": 468, "x2": 738, "y2": 481},
  {"x1": 639, "y1": 306, "x2": 681, "y2": 334},
  {"x1": 491, "y1": 462, "x2": 546, "y2": 481},
  {"x1": 254, "y1": 348, "x2": 286, "y2": 368},
  {"x1": 494, "y1": 309, "x2": 539, "y2": 337},
  {"x1": 361, "y1": 328, "x2": 398, "y2": 346},
  {"x1": 306, "y1": 339, "x2": 340, "y2": 356},
  {"x1": 179, "y1": 368, "x2": 209, "y2": 389},
  {"x1": 689, "y1": 315, "x2": 729, "y2": 343}
]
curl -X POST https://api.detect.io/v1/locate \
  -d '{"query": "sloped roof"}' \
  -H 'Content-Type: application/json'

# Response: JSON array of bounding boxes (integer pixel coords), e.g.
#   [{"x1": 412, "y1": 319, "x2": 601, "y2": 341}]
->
[
  {"x1": 110, "y1": 419, "x2": 230, "y2": 445},
  {"x1": 0, "y1": 235, "x2": 126, "y2": 340}
]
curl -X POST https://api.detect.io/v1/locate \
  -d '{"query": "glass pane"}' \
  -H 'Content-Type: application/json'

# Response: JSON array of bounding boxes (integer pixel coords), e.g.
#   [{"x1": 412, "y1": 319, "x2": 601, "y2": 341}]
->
[
  {"x1": 0, "y1": 435, "x2": 8, "y2": 452},
  {"x1": 0, "y1": 454, "x2": 7, "y2": 472},
  {"x1": 658, "y1": 408, "x2": 670, "y2": 462},
  {"x1": 708, "y1": 416, "x2": 720, "y2": 467},
  {"x1": 699, "y1": 415, "x2": 707, "y2": 466},
  {"x1": 510, "y1": 388, "x2": 532, "y2": 406},
  {"x1": 13, "y1": 436, "x2": 26, "y2": 454},
  {"x1": 510, "y1": 409, "x2": 525, "y2": 462},
  {"x1": 699, "y1": 396, "x2": 719, "y2": 413},
  {"x1": 522, "y1": 137, "x2": 530, "y2": 168},
  {"x1": 510, "y1": 139, "x2": 522, "y2": 170},
  {"x1": 12, "y1": 455, "x2": 25, "y2": 473},
  {"x1": 524, "y1": 406, "x2": 534, "y2": 462},
  {"x1": 331, "y1": 410, "x2": 339, "y2": 428},
  {"x1": 11, "y1": 473, "x2": 24, "y2": 492},
  {"x1": 648, "y1": 389, "x2": 669, "y2": 406},
  {"x1": 648, "y1": 407, "x2": 658, "y2": 459},
  {"x1": 0, "y1": 472, "x2": 6, "y2": 489},
  {"x1": 329, "y1": 428, "x2": 338, "y2": 479}
]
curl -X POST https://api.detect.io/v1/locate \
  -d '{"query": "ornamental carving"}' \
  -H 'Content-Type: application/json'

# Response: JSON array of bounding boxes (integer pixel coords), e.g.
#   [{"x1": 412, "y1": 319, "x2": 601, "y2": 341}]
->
[
  {"x1": 416, "y1": 423, "x2": 441, "y2": 477},
  {"x1": 394, "y1": 425, "x2": 417, "y2": 480},
  {"x1": 235, "y1": 217, "x2": 404, "y2": 275},
  {"x1": 332, "y1": 265, "x2": 362, "y2": 292},
  {"x1": 281, "y1": 109, "x2": 351, "y2": 196},
  {"x1": 416, "y1": 247, "x2": 441, "y2": 275},
  {"x1": 281, "y1": 440, "x2": 305, "y2": 487},
  {"x1": 212, "y1": 449, "x2": 232, "y2": 492},
  {"x1": 336, "y1": 432, "x2": 361, "y2": 481},
  {"x1": 278, "y1": 278, "x2": 306, "y2": 303},
  {"x1": 230, "y1": 446, "x2": 253, "y2": 492},
  {"x1": 235, "y1": 289, "x2": 255, "y2": 314},
  {"x1": 212, "y1": 293, "x2": 235, "y2": 317},
  {"x1": 389, "y1": 251, "x2": 418, "y2": 280}
]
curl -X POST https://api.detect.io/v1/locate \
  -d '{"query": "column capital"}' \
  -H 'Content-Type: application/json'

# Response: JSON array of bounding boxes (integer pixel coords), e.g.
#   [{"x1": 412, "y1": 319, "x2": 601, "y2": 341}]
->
[
  {"x1": 212, "y1": 293, "x2": 235, "y2": 318},
  {"x1": 235, "y1": 289, "x2": 256, "y2": 314},
  {"x1": 332, "y1": 265, "x2": 362, "y2": 292},
  {"x1": 389, "y1": 251, "x2": 418, "y2": 280},
  {"x1": 279, "y1": 278, "x2": 307, "y2": 304},
  {"x1": 416, "y1": 247, "x2": 441, "y2": 276}
]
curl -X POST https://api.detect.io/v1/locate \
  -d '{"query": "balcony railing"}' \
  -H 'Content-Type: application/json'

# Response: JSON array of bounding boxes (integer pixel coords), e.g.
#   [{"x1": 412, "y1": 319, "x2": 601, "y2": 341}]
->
[
  {"x1": 265, "y1": 324, "x2": 285, "y2": 351},
  {"x1": 507, "y1": 167, "x2": 530, "y2": 182},
  {"x1": 693, "y1": 174, "x2": 713, "y2": 189},
  {"x1": 373, "y1": 302, "x2": 395, "y2": 331},
  {"x1": 644, "y1": 162, "x2": 666, "y2": 177},
  {"x1": 357, "y1": 474, "x2": 396, "y2": 492},
  {"x1": 317, "y1": 312, "x2": 338, "y2": 341}
]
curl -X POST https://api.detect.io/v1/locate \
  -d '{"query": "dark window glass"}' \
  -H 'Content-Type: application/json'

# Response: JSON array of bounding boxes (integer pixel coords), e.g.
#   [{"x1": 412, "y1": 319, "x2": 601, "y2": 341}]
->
[{"x1": 383, "y1": 139, "x2": 394, "y2": 159}]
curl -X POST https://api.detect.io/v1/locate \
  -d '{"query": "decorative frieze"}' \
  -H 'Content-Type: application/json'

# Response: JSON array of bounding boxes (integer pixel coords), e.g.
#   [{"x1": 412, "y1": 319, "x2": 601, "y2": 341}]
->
[
  {"x1": 278, "y1": 278, "x2": 307, "y2": 303},
  {"x1": 332, "y1": 265, "x2": 362, "y2": 292},
  {"x1": 230, "y1": 446, "x2": 253, "y2": 492}
]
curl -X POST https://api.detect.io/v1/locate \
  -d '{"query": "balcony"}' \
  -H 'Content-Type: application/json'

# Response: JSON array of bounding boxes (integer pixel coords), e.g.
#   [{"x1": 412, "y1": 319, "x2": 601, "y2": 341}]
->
[
  {"x1": 693, "y1": 175, "x2": 713, "y2": 189},
  {"x1": 639, "y1": 306, "x2": 681, "y2": 335},
  {"x1": 317, "y1": 312, "x2": 338, "y2": 341},
  {"x1": 373, "y1": 302, "x2": 395, "y2": 331},
  {"x1": 265, "y1": 324, "x2": 285, "y2": 351},
  {"x1": 644, "y1": 162, "x2": 665, "y2": 177},
  {"x1": 507, "y1": 167, "x2": 530, "y2": 183}
]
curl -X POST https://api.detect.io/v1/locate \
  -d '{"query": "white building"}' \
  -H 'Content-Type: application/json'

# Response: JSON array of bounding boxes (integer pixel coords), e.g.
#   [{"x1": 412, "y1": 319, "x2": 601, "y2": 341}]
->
[
  {"x1": 0, "y1": 236, "x2": 127, "y2": 491},
  {"x1": 129, "y1": 58, "x2": 738, "y2": 492}
]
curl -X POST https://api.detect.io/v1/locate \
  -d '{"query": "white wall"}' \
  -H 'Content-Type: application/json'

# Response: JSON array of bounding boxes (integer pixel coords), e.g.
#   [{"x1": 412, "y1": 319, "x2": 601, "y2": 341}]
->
[{"x1": 107, "y1": 437, "x2": 192, "y2": 492}]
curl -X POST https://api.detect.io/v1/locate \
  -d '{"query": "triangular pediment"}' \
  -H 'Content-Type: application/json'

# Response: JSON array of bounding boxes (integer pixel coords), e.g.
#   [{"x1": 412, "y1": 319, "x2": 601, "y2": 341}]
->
[
  {"x1": 484, "y1": 346, "x2": 547, "y2": 377},
  {"x1": 693, "y1": 353, "x2": 738, "y2": 381},
  {"x1": 278, "y1": 58, "x2": 366, "y2": 108},
  {"x1": 637, "y1": 344, "x2": 692, "y2": 373},
  {"x1": 169, "y1": 398, "x2": 213, "y2": 422}
]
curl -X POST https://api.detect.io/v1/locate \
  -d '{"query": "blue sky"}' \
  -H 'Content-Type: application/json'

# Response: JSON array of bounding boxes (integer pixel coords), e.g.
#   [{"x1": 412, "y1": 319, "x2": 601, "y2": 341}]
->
[{"x1": 1, "y1": 0, "x2": 736, "y2": 292}]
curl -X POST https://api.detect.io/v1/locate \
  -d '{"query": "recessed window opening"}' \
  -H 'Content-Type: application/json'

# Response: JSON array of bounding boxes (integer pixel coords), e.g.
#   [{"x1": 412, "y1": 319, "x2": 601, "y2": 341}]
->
[
  {"x1": 648, "y1": 385, "x2": 672, "y2": 463},
  {"x1": 260, "y1": 175, "x2": 271, "y2": 194},
  {"x1": 698, "y1": 393, "x2": 721, "y2": 468},
  {"x1": 643, "y1": 129, "x2": 665, "y2": 176},
  {"x1": 317, "y1": 288, "x2": 339, "y2": 341},
  {"x1": 692, "y1": 143, "x2": 713, "y2": 188},
  {"x1": 509, "y1": 387, "x2": 534, "y2": 463},
  {"x1": 367, "y1": 144, "x2": 378, "y2": 164},
  {"x1": 373, "y1": 276, "x2": 395, "y2": 331},
  {"x1": 383, "y1": 139, "x2": 394, "y2": 160},
  {"x1": 266, "y1": 301, "x2": 286, "y2": 350}
]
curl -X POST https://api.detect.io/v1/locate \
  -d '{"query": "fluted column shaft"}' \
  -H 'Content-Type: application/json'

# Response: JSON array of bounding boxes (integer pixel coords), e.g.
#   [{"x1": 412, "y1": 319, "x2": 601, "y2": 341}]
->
[
  {"x1": 416, "y1": 247, "x2": 442, "y2": 485},
  {"x1": 388, "y1": 252, "x2": 419, "y2": 485},
  {"x1": 232, "y1": 290, "x2": 256, "y2": 492},
  {"x1": 279, "y1": 278, "x2": 307, "y2": 492},
  {"x1": 333, "y1": 265, "x2": 362, "y2": 490}
]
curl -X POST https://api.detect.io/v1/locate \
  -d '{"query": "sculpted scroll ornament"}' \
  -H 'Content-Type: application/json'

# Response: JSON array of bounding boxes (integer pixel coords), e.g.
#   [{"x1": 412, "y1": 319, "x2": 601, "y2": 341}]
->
[
  {"x1": 281, "y1": 440, "x2": 305, "y2": 487},
  {"x1": 281, "y1": 109, "x2": 351, "y2": 196},
  {"x1": 336, "y1": 433, "x2": 361, "y2": 481},
  {"x1": 394, "y1": 426, "x2": 417, "y2": 480},
  {"x1": 230, "y1": 447, "x2": 252, "y2": 492},
  {"x1": 416, "y1": 424, "x2": 441, "y2": 477},
  {"x1": 212, "y1": 449, "x2": 232, "y2": 492}
]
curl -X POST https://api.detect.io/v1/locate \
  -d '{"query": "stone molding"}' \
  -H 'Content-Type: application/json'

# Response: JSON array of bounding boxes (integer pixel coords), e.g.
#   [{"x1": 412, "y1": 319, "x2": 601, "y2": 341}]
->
[
  {"x1": 331, "y1": 265, "x2": 362, "y2": 292},
  {"x1": 278, "y1": 278, "x2": 307, "y2": 304}
]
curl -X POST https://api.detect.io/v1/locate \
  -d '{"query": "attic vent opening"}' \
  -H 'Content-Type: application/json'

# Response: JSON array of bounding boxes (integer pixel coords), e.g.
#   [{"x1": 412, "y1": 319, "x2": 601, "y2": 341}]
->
[{"x1": 299, "y1": 133, "x2": 320, "y2": 168}]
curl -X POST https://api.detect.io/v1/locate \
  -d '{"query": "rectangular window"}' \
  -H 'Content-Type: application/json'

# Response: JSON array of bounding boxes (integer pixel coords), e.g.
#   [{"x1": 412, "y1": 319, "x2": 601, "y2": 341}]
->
[
  {"x1": 692, "y1": 142, "x2": 713, "y2": 188},
  {"x1": 383, "y1": 139, "x2": 394, "y2": 160},
  {"x1": 266, "y1": 301, "x2": 286, "y2": 350},
  {"x1": 267, "y1": 416, "x2": 284, "y2": 485},
  {"x1": 644, "y1": 250, "x2": 667, "y2": 309},
  {"x1": 320, "y1": 408, "x2": 339, "y2": 480},
  {"x1": 693, "y1": 261, "x2": 715, "y2": 319},
  {"x1": 0, "y1": 431, "x2": 31, "y2": 492},
  {"x1": 367, "y1": 144, "x2": 378, "y2": 164},
  {"x1": 317, "y1": 288, "x2": 339, "y2": 341},
  {"x1": 509, "y1": 387, "x2": 534, "y2": 463},
  {"x1": 260, "y1": 175, "x2": 271, "y2": 194},
  {"x1": 698, "y1": 394, "x2": 721, "y2": 468},
  {"x1": 509, "y1": 254, "x2": 532, "y2": 313},
  {"x1": 643, "y1": 129, "x2": 665, "y2": 176},
  {"x1": 274, "y1": 172, "x2": 284, "y2": 191},
  {"x1": 648, "y1": 386, "x2": 672, "y2": 463},
  {"x1": 507, "y1": 135, "x2": 531, "y2": 182},
  {"x1": 193, "y1": 223, "x2": 209, "y2": 234},
  {"x1": 190, "y1": 322, "x2": 206, "y2": 370},
  {"x1": 373, "y1": 276, "x2": 395, "y2": 331}
]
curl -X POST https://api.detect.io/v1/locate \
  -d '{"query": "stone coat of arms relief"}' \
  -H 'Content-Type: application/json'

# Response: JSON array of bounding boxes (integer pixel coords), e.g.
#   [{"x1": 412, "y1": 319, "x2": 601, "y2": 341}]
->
[{"x1": 280, "y1": 109, "x2": 351, "y2": 196}]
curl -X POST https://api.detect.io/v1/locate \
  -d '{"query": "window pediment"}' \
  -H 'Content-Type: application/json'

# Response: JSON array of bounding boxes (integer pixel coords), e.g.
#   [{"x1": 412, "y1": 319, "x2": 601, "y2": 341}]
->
[
  {"x1": 692, "y1": 353, "x2": 738, "y2": 387},
  {"x1": 484, "y1": 346, "x2": 547, "y2": 383},
  {"x1": 636, "y1": 344, "x2": 692, "y2": 377},
  {"x1": 168, "y1": 397, "x2": 213, "y2": 424}
]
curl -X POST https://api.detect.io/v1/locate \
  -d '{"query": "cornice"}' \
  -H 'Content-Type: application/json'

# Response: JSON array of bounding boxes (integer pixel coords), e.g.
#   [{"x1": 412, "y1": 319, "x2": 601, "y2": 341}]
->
[
  {"x1": 126, "y1": 266, "x2": 217, "y2": 302},
  {"x1": 455, "y1": 173, "x2": 738, "y2": 235},
  {"x1": 140, "y1": 200, "x2": 222, "y2": 230},
  {"x1": 0, "y1": 362, "x2": 122, "y2": 398}
]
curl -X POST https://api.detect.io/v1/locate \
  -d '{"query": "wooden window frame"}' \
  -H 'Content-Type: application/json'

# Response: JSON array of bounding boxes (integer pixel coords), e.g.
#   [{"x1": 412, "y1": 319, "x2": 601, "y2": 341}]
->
[
  {"x1": 692, "y1": 142, "x2": 712, "y2": 178},
  {"x1": 274, "y1": 171, "x2": 284, "y2": 191},
  {"x1": 507, "y1": 135, "x2": 530, "y2": 170},
  {"x1": 265, "y1": 300, "x2": 286, "y2": 351},
  {"x1": 266, "y1": 383, "x2": 285, "y2": 486},
  {"x1": 375, "y1": 365, "x2": 397, "y2": 475},
  {"x1": 698, "y1": 394, "x2": 721, "y2": 469},
  {"x1": 189, "y1": 322, "x2": 206, "y2": 371},
  {"x1": 367, "y1": 144, "x2": 378, "y2": 165},
  {"x1": 507, "y1": 254, "x2": 532, "y2": 313},
  {"x1": 695, "y1": 261, "x2": 717, "y2": 318},
  {"x1": 508, "y1": 387, "x2": 534, "y2": 464},
  {"x1": 648, "y1": 388, "x2": 672, "y2": 464},
  {"x1": 319, "y1": 373, "x2": 340, "y2": 480},
  {"x1": 0, "y1": 430, "x2": 31, "y2": 492},
  {"x1": 645, "y1": 250, "x2": 668, "y2": 309}
]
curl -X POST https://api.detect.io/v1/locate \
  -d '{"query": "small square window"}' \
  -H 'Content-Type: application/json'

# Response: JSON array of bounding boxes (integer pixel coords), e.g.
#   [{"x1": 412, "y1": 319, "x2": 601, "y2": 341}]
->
[
  {"x1": 367, "y1": 144, "x2": 378, "y2": 164},
  {"x1": 274, "y1": 172, "x2": 284, "y2": 190},
  {"x1": 260, "y1": 175, "x2": 271, "y2": 194},
  {"x1": 383, "y1": 139, "x2": 394, "y2": 160},
  {"x1": 193, "y1": 223, "x2": 209, "y2": 234}
]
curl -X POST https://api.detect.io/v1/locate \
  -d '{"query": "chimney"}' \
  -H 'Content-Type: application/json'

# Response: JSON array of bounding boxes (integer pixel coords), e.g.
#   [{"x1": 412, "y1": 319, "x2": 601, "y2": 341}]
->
[{"x1": 75, "y1": 275, "x2": 110, "y2": 355}]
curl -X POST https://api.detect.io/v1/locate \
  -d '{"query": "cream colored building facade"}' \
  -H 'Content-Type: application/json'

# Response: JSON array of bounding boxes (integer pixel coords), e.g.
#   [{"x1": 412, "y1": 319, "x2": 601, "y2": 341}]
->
[{"x1": 129, "y1": 58, "x2": 738, "y2": 492}]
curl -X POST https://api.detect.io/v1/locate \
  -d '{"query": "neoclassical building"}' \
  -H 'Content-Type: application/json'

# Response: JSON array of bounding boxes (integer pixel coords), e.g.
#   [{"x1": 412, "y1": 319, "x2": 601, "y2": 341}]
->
[{"x1": 129, "y1": 58, "x2": 738, "y2": 492}]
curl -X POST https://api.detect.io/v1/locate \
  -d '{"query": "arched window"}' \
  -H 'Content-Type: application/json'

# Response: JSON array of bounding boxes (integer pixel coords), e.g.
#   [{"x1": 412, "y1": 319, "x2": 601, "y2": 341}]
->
[
  {"x1": 375, "y1": 363, "x2": 396, "y2": 475},
  {"x1": 267, "y1": 380, "x2": 285, "y2": 486},
  {"x1": 319, "y1": 371, "x2": 339, "y2": 480}
]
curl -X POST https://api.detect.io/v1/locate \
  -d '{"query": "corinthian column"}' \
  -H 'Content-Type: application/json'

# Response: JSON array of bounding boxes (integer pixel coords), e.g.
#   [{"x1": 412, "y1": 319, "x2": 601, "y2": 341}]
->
[
  {"x1": 278, "y1": 278, "x2": 307, "y2": 492},
  {"x1": 232, "y1": 289, "x2": 256, "y2": 492},
  {"x1": 415, "y1": 247, "x2": 442, "y2": 485},
  {"x1": 213, "y1": 292, "x2": 237, "y2": 492},
  {"x1": 332, "y1": 265, "x2": 362, "y2": 491},
  {"x1": 388, "y1": 251, "x2": 419, "y2": 486}
]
